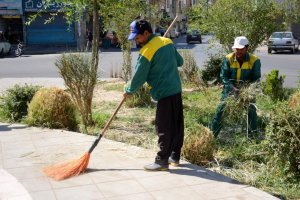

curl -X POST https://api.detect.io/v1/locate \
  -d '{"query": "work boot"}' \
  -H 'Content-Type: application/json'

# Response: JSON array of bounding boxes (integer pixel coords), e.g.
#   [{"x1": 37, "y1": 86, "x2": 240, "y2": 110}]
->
[
  {"x1": 168, "y1": 157, "x2": 179, "y2": 167},
  {"x1": 144, "y1": 163, "x2": 169, "y2": 171}
]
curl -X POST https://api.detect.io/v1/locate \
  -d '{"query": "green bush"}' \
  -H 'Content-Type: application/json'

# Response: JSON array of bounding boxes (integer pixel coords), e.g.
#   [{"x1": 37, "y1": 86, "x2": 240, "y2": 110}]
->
[
  {"x1": 26, "y1": 87, "x2": 78, "y2": 130},
  {"x1": 261, "y1": 70, "x2": 285, "y2": 101},
  {"x1": 201, "y1": 54, "x2": 224, "y2": 85},
  {"x1": 182, "y1": 124, "x2": 215, "y2": 166},
  {"x1": 93, "y1": 112, "x2": 110, "y2": 128},
  {"x1": 56, "y1": 53, "x2": 97, "y2": 127},
  {"x1": 183, "y1": 88, "x2": 220, "y2": 127},
  {"x1": 0, "y1": 84, "x2": 40, "y2": 122},
  {"x1": 266, "y1": 102, "x2": 300, "y2": 181},
  {"x1": 125, "y1": 84, "x2": 152, "y2": 108}
]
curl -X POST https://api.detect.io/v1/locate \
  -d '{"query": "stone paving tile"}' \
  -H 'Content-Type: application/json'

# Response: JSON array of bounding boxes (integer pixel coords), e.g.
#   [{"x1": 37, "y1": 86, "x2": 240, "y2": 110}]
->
[
  {"x1": 126, "y1": 165, "x2": 169, "y2": 179},
  {"x1": 0, "y1": 123, "x2": 280, "y2": 200},
  {"x1": 0, "y1": 132, "x2": 33, "y2": 143},
  {"x1": 150, "y1": 186, "x2": 205, "y2": 200},
  {"x1": 169, "y1": 165, "x2": 216, "y2": 186},
  {"x1": 190, "y1": 182, "x2": 248, "y2": 199},
  {"x1": 6, "y1": 166, "x2": 45, "y2": 180},
  {"x1": 217, "y1": 195, "x2": 262, "y2": 200},
  {"x1": 137, "y1": 173, "x2": 187, "y2": 191},
  {"x1": 96, "y1": 179, "x2": 147, "y2": 198},
  {"x1": 6, "y1": 194, "x2": 33, "y2": 200},
  {"x1": 242, "y1": 187, "x2": 279, "y2": 200},
  {"x1": 54, "y1": 185, "x2": 104, "y2": 200},
  {"x1": 87, "y1": 168, "x2": 133, "y2": 184},
  {"x1": 49, "y1": 173, "x2": 94, "y2": 189},
  {"x1": 2, "y1": 143, "x2": 36, "y2": 159},
  {"x1": 3, "y1": 156, "x2": 42, "y2": 168},
  {"x1": 20, "y1": 177, "x2": 52, "y2": 192},
  {"x1": 30, "y1": 190, "x2": 56, "y2": 200},
  {"x1": 33, "y1": 137, "x2": 68, "y2": 148},
  {"x1": 0, "y1": 169, "x2": 32, "y2": 199},
  {"x1": 0, "y1": 168, "x2": 16, "y2": 183},
  {"x1": 105, "y1": 192, "x2": 155, "y2": 200}
]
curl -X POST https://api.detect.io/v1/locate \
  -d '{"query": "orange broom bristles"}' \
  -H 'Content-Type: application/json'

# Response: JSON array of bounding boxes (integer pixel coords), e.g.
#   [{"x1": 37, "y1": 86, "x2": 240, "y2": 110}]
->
[
  {"x1": 43, "y1": 152, "x2": 90, "y2": 181},
  {"x1": 43, "y1": 97, "x2": 127, "y2": 181}
]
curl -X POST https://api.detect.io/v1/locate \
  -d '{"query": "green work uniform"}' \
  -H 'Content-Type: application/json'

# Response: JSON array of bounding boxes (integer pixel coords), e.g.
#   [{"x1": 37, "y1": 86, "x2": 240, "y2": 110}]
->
[
  {"x1": 211, "y1": 52, "x2": 261, "y2": 137},
  {"x1": 125, "y1": 34, "x2": 183, "y2": 101},
  {"x1": 126, "y1": 34, "x2": 184, "y2": 166}
]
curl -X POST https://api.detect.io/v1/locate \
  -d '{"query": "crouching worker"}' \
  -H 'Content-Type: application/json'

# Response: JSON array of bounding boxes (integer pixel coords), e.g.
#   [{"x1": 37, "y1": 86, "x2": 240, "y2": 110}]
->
[
  {"x1": 124, "y1": 19, "x2": 184, "y2": 171},
  {"x1": 211, "y1": 36, "x2": 261, "y2": 138}
]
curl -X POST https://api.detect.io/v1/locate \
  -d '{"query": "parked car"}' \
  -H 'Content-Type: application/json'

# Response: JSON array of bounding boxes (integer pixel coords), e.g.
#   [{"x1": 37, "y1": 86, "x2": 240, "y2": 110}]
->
[
  {"x1": 268, "y1": 31, "x2": 299, "y2": 54},
  {"x1": 186, "y1": 30, "x2": 202, "y2": 44},
  {"x1": 0, "y1": 41, "x2": 11, "y2": 57}
]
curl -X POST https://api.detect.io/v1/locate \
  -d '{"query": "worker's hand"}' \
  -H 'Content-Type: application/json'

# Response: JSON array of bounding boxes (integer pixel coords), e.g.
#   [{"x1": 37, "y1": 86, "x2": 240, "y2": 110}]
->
[
  {"x1": 232, "y1": 86, "x2": 239, "y2": 93},
  {"x1": 123, "y1": 93, "x2": 131, "y2": 98}
]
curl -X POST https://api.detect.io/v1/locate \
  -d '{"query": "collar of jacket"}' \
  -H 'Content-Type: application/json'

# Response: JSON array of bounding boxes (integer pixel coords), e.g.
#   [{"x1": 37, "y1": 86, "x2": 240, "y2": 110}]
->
[
  {"x1": 233, "y1": 52, "x2": 250, "y2": 62},
  {"x1": 144, "y1": 34, "x2": 156, "y2": 45}
]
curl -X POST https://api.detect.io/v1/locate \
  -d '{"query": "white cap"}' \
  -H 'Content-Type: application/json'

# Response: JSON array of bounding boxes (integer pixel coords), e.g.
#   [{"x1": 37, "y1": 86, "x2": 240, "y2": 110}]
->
[{"x1": 232, "y1": 36, "x2": 249, "y2": 49}]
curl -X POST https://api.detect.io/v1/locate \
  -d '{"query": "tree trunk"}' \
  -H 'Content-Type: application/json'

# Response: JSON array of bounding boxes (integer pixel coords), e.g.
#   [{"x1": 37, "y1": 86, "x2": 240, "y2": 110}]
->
[
  {"x1": 84, "y1": 0, "x2": 100, "y2": 126},
  {"x1": 122, "y1": 41, "x2": 132, "y2": 83}
]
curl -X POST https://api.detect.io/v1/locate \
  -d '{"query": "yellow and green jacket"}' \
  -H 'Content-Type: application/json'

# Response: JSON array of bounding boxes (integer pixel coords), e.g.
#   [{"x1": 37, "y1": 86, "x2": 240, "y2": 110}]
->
[
  {"x1": 126, "y1": 34, "x2": 183, "y2": 101},
  {"x1": 221, "y1": 52, "x2": 261, "y2": 97}
]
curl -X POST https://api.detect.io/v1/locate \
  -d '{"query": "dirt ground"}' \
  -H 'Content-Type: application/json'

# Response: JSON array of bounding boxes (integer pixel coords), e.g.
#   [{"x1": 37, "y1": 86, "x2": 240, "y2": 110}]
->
[{"x1": 93, "y1": 79, "x2": 124, "y2": 104}]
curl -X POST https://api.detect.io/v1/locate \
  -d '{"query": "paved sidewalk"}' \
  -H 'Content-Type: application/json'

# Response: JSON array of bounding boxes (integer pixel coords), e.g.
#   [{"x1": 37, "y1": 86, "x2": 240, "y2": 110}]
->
[{"x1": 0, "y1": 123, "x2": 278, "y2": 200}]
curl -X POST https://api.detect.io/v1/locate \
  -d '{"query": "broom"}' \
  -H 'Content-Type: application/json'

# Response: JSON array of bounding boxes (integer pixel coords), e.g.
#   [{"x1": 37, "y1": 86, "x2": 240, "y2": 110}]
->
[
  {"x1": 44, "y1": 16, "x2": 178, "y2": 181},
  {"x1": 43, "y1": 96, "x2": 126, "y2": 180}
]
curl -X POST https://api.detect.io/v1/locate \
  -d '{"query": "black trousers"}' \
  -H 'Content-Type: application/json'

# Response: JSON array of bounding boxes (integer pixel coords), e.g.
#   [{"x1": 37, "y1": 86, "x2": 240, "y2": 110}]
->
[{"x1": 155, "y1": 93, "x2": 184, "y2": 165}]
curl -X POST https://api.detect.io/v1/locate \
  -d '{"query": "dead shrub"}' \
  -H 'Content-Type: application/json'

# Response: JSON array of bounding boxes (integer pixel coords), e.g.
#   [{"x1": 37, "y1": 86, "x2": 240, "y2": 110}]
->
[
  {"x1": 288, "y1": 91, "x2": 300, "y2": 110},
  {"x1": 182, "y1": 124, "x2": 215, "y2": 166},
  {"x1": 27, "y1": 87, "x2": 78, "y2": 130}
]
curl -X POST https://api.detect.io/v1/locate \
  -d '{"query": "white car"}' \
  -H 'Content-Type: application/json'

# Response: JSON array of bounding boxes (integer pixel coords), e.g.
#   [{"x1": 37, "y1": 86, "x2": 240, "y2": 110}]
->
[
  {"x1": 268, "y1": 31, "x2": 299, "y2": 54},
  {"x1": 0, "y1": 41, "x2": 11, "y2": 57}
]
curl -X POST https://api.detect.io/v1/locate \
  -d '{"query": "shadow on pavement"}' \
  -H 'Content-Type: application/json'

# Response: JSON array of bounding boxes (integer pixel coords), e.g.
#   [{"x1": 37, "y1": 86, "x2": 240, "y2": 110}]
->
[
  {"x1": 85, "y1": 168, "x2": 143, "y2": 173},
  {"x1": 170, "y1": 163, "x2": 241, "y2": 185},
  {"x1": 86, "y1": 163, "x2": 242, "y2": 185},
  {"x1": 0, "y1": 124, "x2": 28, "y2": 132}
]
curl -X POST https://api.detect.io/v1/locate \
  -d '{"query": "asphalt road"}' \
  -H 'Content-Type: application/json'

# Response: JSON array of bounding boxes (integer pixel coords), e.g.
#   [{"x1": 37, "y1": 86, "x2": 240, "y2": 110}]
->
[{"x1": 0, "y1": 35, "x2": 299, "y2": 88}]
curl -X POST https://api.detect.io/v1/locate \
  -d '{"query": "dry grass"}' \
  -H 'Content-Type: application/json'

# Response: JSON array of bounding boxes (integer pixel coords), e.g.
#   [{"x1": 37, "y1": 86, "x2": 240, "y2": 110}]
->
[
  {"x1": 288, "y1": 91, "x2": 300, "y2": 110},
  {"x1": 182, "y1": 125, "x2": 215, "y2": 166},
  {"x1": 91, "y1": 80, "x2": 157, "y2": 149}
]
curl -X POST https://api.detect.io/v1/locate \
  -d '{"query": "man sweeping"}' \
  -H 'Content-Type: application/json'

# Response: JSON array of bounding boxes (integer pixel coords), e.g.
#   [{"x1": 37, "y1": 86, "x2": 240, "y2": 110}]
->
[{"x1": 124, "y1": 19, "x2": 184, "y2": 171}]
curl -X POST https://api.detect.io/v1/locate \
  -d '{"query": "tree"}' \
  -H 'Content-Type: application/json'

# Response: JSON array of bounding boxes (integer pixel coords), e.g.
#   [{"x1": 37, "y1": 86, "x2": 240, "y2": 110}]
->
[
  {"x1": 25, "y1": 0, "x2": 155, "y2": 127},
  {"x1": 194, "y1": 0, "x2": 280, "y2": 53},
  {"x1": 278, "y1": 0, "x2": 300, "y2": 30},
  {"x1": 26, "y1": 0, "x2": 99, "y2": 128},
  {"x1": 100, "y1": 0, "x2": 156, "y2": 82},
  {"x1": 187, "y1": 0, "x2": 210, "y2": 32}
]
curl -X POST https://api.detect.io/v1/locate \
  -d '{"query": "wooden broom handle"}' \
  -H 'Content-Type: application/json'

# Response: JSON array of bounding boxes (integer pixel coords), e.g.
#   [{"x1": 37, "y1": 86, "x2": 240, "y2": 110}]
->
[
  {"x1": 89, "y1": 96, "x2": 126, "y2": 153},
  {"x1": 100, "y1": 96, "x2": 126, "y2": 137},
  {"x1": 163, "y1": 15, "x2": 178, "y2": 37}
]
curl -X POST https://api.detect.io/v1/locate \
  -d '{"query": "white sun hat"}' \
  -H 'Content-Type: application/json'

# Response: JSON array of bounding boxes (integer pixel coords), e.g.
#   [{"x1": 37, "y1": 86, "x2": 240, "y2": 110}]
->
[{"x1": 232, "y1": 36, "x2": 249, "y2": 49}]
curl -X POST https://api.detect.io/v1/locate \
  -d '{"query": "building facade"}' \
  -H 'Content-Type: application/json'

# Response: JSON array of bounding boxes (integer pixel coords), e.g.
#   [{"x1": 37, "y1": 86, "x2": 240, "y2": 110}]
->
[
  {"x1": 0, "y1": 0, "x2": 24, "y2": 43},
  {"x1": 0, "y1": 0, "x2": 77, "y2": 45},
  {"x1": 23, "y1": 0, "x2": 76, "y2": 45}
]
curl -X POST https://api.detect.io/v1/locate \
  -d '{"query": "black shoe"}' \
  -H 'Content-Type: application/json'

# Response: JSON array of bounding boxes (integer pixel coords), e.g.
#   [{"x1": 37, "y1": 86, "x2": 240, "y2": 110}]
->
[
  {"x1": 144, "y1": 163, "x2": 169, "y2": 171},
  {"x1": 168, "y1": 157, "x2": 180, "y2": 167}
]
